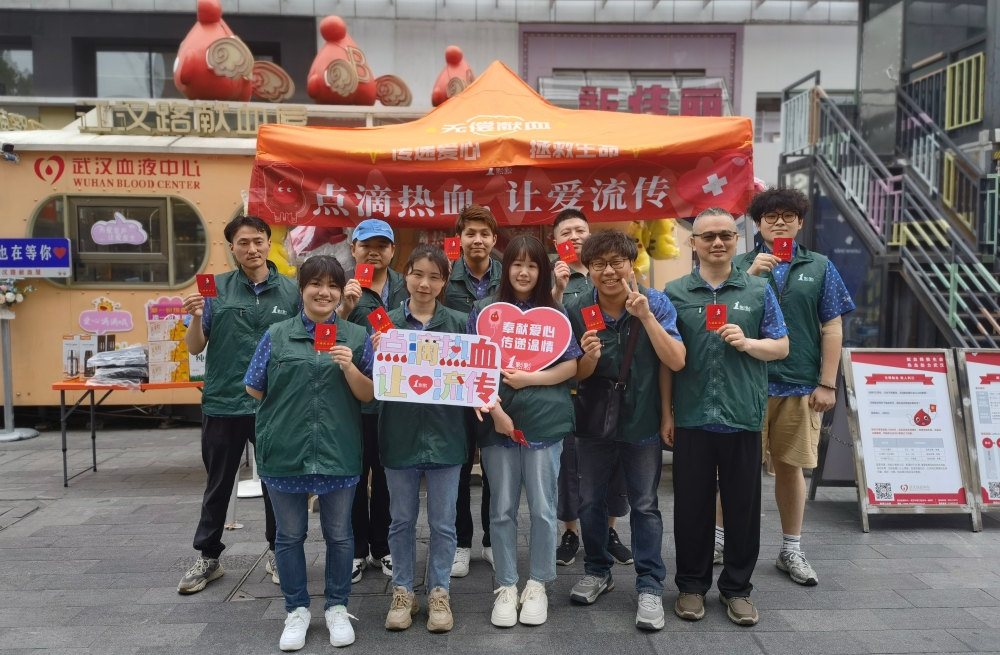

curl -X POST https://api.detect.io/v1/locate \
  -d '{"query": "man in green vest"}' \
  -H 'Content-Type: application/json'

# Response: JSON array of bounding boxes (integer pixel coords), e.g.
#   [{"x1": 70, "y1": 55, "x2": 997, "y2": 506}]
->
[
  {"x1": 551, "y1": 209, "x2": 634, "y2": 569},
  {"x1": 336, "y1": 219, "x2": 409, "y2": 583},
  {"x1": 664, "y1": 207, "x2": 789, "y2": 626},
  {"x1": 177, "y1": 215, "x2": 300, "y2": 594},
  {"x1": 442, "y1": 205, "x2": 501, "y2": 578},
  {"x1": 724, "y1": 188, "x2": 854, "y2": 587}
]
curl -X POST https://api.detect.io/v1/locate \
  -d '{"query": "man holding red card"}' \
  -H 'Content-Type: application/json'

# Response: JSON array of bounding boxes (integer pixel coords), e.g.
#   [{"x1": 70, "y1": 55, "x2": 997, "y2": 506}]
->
[
  {"x1": 336, "y1": 219, "x2": 410, "y2": 583},
  {"x1": 664, "y1": 208, "x2": 789, "y2": 627},
  {"x1": 729, "y1": 188, "x2": 855, "y2": 588},
  {"x1": 177, "y1": 215, "x2": 299, "y2": 596}
]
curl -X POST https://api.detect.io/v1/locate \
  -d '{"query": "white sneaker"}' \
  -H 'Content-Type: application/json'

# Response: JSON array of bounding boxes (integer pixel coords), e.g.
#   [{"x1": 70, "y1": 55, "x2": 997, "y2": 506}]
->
[
  {"x1": 491, "y1": 584, "x2": 519, "y2": 627},
  {"x1": 482, "y1": 546, "x2": 494, "y2": 570},
  {"x1": 518, "y1": 580, "x2": 548, "y2": 626},
  {"x1": 367, "y1": 554, "x2": 393, "y2": 577},
  {"x1": 279, "y1": 607, "x2": 310, "y2": 651},
  {"x1": 325, "y1": 605, "x2": 357, "y2": 647},
  {"x1": 266, "y1": 552, "x2": 280, "y2": 585},
  {"x1": 451, "y1": 547, "x2": 471, "y2": 578},
  {"x1": 351, "y1": 558, "x2": 366, "y2": 584}
]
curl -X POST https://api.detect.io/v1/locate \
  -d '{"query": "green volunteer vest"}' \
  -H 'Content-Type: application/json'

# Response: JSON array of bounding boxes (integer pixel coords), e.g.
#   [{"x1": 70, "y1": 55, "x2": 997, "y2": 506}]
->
[
  {"x1": 254, "y1": 315, "x2": 367, "y2": 478},
  {"x1": 444, "y1": 258, "x2": 502, "y2": 315},
  {"x1": 345, "y1": 267, "x2": 409, "y2": 414},
  {"x1": 376, "y1": 302, "x2": 470, "y2": 469},
  {"x1": 566, "y1": 285, "x2": 662, "y2": 443},
  {"x1": 562, "y1": 270, "x2": 592, "y2": 303},
  {"x1": 202, "y1": 263, "x2": 300, "y2": 416},
  {"x1": 472, "y1": 295, "x2": 575, "y2": 448},
  {"x1": 734, "y1": 245, "x2": 828, "y2": 388},
  {"x1": 664, "y1": 266, "x2": 770, "y2": 432}
]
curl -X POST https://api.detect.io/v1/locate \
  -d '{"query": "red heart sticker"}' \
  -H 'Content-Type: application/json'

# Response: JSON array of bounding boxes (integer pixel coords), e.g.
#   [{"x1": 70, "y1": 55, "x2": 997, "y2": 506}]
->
[
  {"x1": 476, "y1": 302, "x2": 573, "y2": 372},
  {"x1": 53, "y1": 247, "x2": 67, "y2": 259},
  {"x1": 408, "y1": 375, "x2": 433, "y2": 394}
]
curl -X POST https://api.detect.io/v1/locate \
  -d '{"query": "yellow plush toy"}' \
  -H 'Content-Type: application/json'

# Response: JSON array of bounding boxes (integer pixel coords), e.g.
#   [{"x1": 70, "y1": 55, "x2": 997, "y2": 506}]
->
[
  {"x1": 647, "y1": 219, "x2": 680, "y2": 260},
  {"x1": 624, "y1": 221, "x2": 651, "y2": 277},
  {"x1": 267, "y1": 224, "x2": 297, "y2": 278}
]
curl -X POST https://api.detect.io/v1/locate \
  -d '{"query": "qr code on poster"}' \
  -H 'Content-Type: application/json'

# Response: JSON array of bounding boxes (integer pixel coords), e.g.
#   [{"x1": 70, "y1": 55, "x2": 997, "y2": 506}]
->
[
  {"x1": 874, "y1": 482, "x2": 893, "y2": 500},
  {"x1": 989, "y1": 482, "x2": 1000, "y2": 500}
]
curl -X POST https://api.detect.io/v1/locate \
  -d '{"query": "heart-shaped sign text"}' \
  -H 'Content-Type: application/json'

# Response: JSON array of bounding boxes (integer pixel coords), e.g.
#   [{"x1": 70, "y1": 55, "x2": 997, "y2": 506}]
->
[
  {"x1": 408, "y1": 375, "x2": 433, "y2": 394},
  {"x1": 477, "y1": 302, "x2": 573, "y2": 373}
]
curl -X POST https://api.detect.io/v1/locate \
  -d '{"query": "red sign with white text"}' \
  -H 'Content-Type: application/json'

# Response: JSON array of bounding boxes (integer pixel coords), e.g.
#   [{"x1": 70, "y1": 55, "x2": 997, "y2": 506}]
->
[{"x1": 476, "y1": 303, "x2": 573, "y2": 373}]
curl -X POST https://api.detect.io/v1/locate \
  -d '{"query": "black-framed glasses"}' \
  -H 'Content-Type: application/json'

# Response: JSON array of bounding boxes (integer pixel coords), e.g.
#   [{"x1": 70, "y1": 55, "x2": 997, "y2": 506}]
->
[
  {"x1": 691, "y1": 231, "x2": 737, "y2": 243},
  {"x1": 761, "y1": 212, "x2": 799, "y2": 224},
  {"x1": 589, "y1": 259, "x2": 628, "y2": 272}
]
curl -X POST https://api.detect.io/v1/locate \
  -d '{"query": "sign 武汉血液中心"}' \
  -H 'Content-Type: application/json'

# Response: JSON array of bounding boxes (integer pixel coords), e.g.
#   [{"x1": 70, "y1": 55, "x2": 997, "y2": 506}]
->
[
  {"x1": 0, "y1": 238, "x2": 71, "y2": 278},
  {"x1": 960, "y1": 350, "x2": 1000, "y2": 506},
  {"x1": 476, "y1": 303, "x2": 572, "y2": 372},
  {"x1": 374, "y1": 329, "x2": 501, "y2": 407}
]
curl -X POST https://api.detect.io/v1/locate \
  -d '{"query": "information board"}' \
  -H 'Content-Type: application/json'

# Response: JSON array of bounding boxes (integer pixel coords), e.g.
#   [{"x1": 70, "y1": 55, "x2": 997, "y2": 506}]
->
[
  {"x1": 841, "y1": 349, "x2": 980, "y2": 532},
  {"x1": 956, "y1": 350, "x2": 1000, "y2": 512},
  {"x1": 0, "y1": 238, "x2": 71, "y2": 278}
]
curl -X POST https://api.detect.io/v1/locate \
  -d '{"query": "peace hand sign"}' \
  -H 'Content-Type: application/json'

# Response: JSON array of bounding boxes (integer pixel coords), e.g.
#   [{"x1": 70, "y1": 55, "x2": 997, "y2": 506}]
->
[{"x1": 622, "y1": 273, "x2": 650, "y2": 320}]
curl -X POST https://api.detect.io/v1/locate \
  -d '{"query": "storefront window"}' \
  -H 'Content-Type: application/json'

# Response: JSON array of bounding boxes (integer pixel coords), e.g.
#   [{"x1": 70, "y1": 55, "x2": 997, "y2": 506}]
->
[
  {"x1": 29, "y1": 195, "x2": 208, "y2": 288},
  {"x1": 0, "y1": 47, "x2": 32, "y2": 96},
  {"x1": 96, "y1": 50, "x2": 181, "y2": 99}
]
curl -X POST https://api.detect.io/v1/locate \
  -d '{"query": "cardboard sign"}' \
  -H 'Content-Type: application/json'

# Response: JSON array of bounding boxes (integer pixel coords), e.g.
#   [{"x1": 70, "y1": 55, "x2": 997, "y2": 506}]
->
[
  {"x1": 79, "y1": 297, "x2": 134, "y2": 335},
  {"x1": 444, "y1": 237, "x2": 461, "y2": 261},
  {"x1": 477, "y1": 302, "x2": 573, "y2": 372},
  {"x1": 374, "y1": 328, "x2": 501, "y2": 407},
  {"x1": 314, "y1": 323, "x2": 337, "y2": 351},
  {"x1": 196, "y1": 274, "x2": 218, "y2": 297},
  {"x1": 582, "y1": 304, "x2": 606, "y2": 332},
  {"x1": 960, "y1": 350, "x2": 1000, "y2": 506},
  {"x1": 557, "y1": 241, "x2": 578, "y2": 263},
  {"x1": 368, "y1": 307, "x2": 394, "y2": 333},
  {"x1": 773, "y1": 238, "x2": 793, "y2": 262},
  {"x1": 706, "y1": 304, "x2": 727, "y2": 330},
  {"x1": 355, "y1": 264, "x2": 374, "y2": 288}
]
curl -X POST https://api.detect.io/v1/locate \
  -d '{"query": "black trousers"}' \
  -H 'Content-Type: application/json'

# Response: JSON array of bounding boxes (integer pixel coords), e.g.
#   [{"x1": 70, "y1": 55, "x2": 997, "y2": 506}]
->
[
  {"x1": 673, "y1": 427, "x2": 762, "y2": 598},
  {"x1": 456, "y1": 409, "x2": 491, "y2": 548},
  {"x1": 351, "y1": 414, "x2": 391, "y2": 559},
  {"x1": 193, "y1": 415, "x2": 275, "y2": 559}
]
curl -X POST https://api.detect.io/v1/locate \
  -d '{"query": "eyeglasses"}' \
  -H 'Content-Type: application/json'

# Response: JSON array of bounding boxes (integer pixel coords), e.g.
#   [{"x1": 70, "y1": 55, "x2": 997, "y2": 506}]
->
[
  {"x1": 691, "y1": 231, "x2": 737, "y2": 243},
  {"x1": 761, "y1": 212, "x2": 799, "y2": 224},
  {"x1": 589, "y1": 259, "x2": 628, "y2": 272}
]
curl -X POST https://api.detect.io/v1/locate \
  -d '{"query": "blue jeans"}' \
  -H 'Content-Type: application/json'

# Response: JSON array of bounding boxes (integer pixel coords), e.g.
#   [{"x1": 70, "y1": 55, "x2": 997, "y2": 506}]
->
[
  {"x1": 576, "y1": 437, "x2": 665, "y2": 595},
  {"x1": 385, "y1": 465, "x2": 461, "y2": 593},
  {"x1": 266, "y1": 483, "x2": 357, "y2": 612},
  {"x1": 480, "y1": 442, "x2": 562, "y2": 588}
]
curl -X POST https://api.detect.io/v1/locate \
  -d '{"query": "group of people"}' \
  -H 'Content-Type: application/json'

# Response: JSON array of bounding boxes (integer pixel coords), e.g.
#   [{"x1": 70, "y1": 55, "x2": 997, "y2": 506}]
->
[{"x1": 175, "y1": 187, "x2": 855, "y2": 651}]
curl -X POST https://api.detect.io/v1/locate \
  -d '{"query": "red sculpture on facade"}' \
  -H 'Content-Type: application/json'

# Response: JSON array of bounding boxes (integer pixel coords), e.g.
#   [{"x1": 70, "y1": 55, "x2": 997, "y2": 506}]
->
[
  {"x1": 431, "y1": 46, "x2": 475, "y2": 107},
  {"x1": 307, "y1": 16, "x2": 411, "y2": 107}
]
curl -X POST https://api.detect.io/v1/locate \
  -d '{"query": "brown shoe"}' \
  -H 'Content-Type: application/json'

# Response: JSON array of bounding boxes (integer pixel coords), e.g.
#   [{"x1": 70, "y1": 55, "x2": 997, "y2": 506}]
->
[
  {"x1": 674, "y1": 592, "x2": 705, "y2": 620},
  {"x1": 385, "y1": 586, "x2": 419, "y2": 630},
  {"x1": 426, "y1": 587, "x2": 454, "y2": 633},
  {"x1": 720, "y1": 595, "x2": 759, "y2": 625}
]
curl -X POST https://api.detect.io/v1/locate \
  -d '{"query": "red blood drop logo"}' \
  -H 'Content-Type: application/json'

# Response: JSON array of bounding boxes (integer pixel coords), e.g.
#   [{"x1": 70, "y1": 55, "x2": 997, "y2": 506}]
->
[
  {"x1": 984, "y1": 438, "x2": 994, "y2": 449},
  {"x1": 913, "y1": 409, "x2": 932, "y2": 426},
  {"x1": 490, "y1": 311, "x2": 500, "y2": 322}
]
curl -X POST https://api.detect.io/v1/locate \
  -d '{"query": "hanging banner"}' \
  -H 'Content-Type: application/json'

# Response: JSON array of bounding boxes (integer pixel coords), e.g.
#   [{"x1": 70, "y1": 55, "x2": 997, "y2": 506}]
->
[
  {"x1": 374, "y1": 328, "x2": 501, "y2": 407},
  {"x1": 249, "y1": 62, "x2": 754, "y2": 228},
  {"x1": 957, "y1": 350, "x2": 1000, "y2": 510},
  {"x1": 842, "y1": 349, "x2": 979, "y2": 532}
]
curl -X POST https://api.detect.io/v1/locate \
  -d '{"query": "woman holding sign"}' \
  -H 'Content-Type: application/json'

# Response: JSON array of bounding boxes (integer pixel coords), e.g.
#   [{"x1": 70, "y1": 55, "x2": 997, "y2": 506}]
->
[
  {"x1": 244, "y1": 256, "x2": 375, "y2": 651},
  {"x1": 372, "y1": 246, "x2": 469, "y2": 634},
  {"x1": 468, "y1": 235, "x2": 583, "y2": 628}
]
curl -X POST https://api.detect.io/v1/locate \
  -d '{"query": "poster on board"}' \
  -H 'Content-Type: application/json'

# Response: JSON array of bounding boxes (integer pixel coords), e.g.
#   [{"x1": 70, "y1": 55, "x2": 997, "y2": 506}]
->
[
  {"x1": 841, "y1": 349, "x2": 979, "y2": 532},
  {"x1": 957, "y1": 350, "x2": 1000, "y2": 511}
]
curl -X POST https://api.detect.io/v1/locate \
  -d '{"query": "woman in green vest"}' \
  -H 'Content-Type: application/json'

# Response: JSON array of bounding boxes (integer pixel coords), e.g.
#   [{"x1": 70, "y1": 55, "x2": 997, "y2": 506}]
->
[
  {"x1": 372, "y1": 246, "x2": 469, "y2": 634},
  {"x1": 244, "y1": 256, "x2": 374, "y2": 651},
  {"x1": 469, "y1": 235, "x2": 582, "y2": 628}
]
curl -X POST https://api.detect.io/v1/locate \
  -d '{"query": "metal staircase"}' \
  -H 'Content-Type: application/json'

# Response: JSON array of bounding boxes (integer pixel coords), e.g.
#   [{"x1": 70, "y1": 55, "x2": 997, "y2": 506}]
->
[{"x1": 780, "y1": 73, "x2": 1000, "y2": 349}]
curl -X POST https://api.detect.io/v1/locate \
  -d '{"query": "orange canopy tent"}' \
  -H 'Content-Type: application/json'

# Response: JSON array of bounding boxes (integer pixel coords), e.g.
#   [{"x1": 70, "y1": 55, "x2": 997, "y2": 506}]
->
[{"x1": 249, "y1": 62, "x2": 753, "y2": 229}]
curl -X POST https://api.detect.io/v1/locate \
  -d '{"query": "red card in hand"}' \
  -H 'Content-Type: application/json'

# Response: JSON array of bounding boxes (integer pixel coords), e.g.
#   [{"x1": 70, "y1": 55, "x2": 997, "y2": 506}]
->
[
  {"x1": 706, "y1": 304, "x2": 727, "y2": 331},
  {"x1": 512, "y1": 430, "x2": 529, "y2": 447},
  {"x1": 773, "y1": 238, "x2": 793, "y2": 262},
  {"x1": 557, "y1": 241, "x2": 578, "y2": 263},
  {"x1": 582, "y1": 304, "x2": 606, "y2": 332},
  {"x1": 314, "y1": 323, "x2": 337, "y2": 351},
  {"x1": 368, "y1": 307, "x2": 393, "y2": 333},
  {"x1": 196, "y1": 274, "x2": 217, "y2": 297},
  {"x1": 444, "y1": 237, "x2": 461, "y2": 261},
  {"x1": 355, "y1": 264, "x2": 374, "y2": 288}
]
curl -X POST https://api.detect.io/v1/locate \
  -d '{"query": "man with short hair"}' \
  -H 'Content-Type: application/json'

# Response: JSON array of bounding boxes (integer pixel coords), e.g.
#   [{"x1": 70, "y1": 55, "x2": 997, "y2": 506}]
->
[
  {"x1": 728, "y1": 188, "x2": 854, "y2": 586},
  {"x1": 566, "y1": 229, "x2": 686, "y2": 631},
  {"x1": 664, "y1": 207, "x2": 789, "y2": 626},
  {"x1": 337, "y1": 219, "x2": 409, "y2": 583},
  {"x1": 551, "y1": 210, "x2": 633, "y2": 568},
  {"x1": 444, "y1": 204, "x2": 501, "y2": 577},
  {"x1": 178, "y1": 215, "x2": 300, "y2": 594}
]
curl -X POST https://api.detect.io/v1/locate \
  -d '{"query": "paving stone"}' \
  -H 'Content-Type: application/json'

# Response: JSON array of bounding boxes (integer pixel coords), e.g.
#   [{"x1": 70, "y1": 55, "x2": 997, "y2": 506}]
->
[
  {"x1": 65, "y1": 603, "x2": 173, "y2": 626},
  {"x1": 946, "y1": 628, "x2": 1000, "y2": 652},
  {"x1": 872, "y1": 607, "x2": 985, "y2": 630},
  {"x1": 777, "y1": 609, "x2": 891, "y2": 632},
  {"x1": 0, "y1": 626, "x2": 108, "y2": 649},
  {"x1": 647, "y1": 631, "x2": 763, "y2": 654},
  {"x1": 850, "y1": 629, "x2": 973, "y2": 653},
  {"x1": 896, "y1": 588, "x2": 1000, "y2": 608},
  {"x1": 752, "y1": 631, "x2": 870, "y2": 654}
]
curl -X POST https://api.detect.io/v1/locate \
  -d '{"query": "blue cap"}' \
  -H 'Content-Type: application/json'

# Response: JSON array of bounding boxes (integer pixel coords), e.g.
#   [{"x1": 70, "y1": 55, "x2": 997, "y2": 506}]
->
[{"x1": 353, "y1": 219, "x2": 395, "y2": 244}]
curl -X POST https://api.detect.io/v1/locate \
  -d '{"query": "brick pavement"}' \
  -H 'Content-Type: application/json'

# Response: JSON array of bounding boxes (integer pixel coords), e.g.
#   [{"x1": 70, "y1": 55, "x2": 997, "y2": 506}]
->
[{"x1": 0, "y1": 427, "x2": 998, "y2": 654}]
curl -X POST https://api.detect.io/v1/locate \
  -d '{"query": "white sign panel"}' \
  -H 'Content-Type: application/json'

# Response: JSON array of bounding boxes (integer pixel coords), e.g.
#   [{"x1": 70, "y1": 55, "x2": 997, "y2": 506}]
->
[
  {"x1": 962, "y1": 351, "x2": 1000, "y2": 506},
  {"x1": 374, "y1": 328, "x2": 500, "y2": 407}
]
